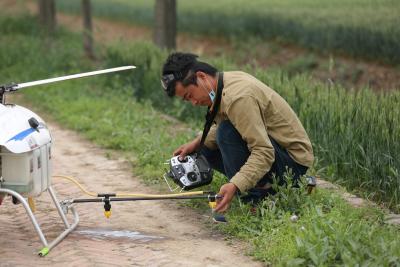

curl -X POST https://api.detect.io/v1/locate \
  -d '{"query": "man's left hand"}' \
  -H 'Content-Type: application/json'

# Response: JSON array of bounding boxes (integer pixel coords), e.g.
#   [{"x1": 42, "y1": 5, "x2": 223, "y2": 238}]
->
[{"x1": 215, "y1": 183, "x2": 238, "y2": 212}]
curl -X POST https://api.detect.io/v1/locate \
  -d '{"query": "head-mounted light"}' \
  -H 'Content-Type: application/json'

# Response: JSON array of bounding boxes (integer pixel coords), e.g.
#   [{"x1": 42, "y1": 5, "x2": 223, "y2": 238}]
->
[{"x1": 161, "y1": 73, "x2": 176, "y2": 91}]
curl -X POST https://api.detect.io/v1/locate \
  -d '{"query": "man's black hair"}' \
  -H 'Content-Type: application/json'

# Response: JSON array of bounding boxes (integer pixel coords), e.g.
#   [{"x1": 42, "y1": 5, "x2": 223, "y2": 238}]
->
[{"x1": 162, "y1": 52, "x2": 218, "y2": 97}]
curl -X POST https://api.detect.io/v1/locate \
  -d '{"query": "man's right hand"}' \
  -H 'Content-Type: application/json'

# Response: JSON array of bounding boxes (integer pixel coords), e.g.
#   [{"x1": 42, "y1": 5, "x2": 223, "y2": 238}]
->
[{"x1": 173, "y1": 137, "x2": 201, "y2": 160}]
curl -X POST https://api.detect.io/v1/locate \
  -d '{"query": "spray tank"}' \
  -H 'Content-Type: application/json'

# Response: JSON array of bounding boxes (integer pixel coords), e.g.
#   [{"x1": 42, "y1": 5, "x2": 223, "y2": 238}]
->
[
  {"x1": 0, "y1": 104, "x2": 52, "y2": 196},
  {"x1": 0, "y1": 66, "x2": 135, "y2": 197}
]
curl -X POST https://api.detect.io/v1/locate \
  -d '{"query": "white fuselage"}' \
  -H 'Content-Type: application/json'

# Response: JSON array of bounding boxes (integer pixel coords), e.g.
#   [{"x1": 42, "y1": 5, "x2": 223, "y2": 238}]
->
[{"x1": 0, "y1": 104, "x2": 52, "y2": 196}]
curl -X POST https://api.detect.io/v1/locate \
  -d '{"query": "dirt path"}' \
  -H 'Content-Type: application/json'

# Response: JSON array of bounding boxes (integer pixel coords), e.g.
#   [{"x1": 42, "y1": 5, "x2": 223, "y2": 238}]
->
[{"x1": 0, "y1": 119, "x2": 262, "y2": 266}]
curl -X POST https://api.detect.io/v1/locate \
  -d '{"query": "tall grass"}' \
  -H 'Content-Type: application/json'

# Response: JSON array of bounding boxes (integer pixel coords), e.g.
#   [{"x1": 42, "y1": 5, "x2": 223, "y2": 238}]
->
[
  {"x1": 253, "y1": 71, "x2": 400, "y2": 210},
  {"x1": 54, "y1": 0, "x2": 400, "y2": 65}
]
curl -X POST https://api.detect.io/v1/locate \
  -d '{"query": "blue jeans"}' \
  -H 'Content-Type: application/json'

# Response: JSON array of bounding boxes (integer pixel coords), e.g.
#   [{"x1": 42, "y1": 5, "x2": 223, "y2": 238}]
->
[{"x1": 201, "y1": 120, "x2": 308, "y2": 203}]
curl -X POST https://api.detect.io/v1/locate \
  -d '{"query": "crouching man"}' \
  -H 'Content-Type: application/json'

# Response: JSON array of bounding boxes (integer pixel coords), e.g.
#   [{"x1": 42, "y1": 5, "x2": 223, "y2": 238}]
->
[{"x1": 160, "y1": 52, "x2": 314, "y2": 213}]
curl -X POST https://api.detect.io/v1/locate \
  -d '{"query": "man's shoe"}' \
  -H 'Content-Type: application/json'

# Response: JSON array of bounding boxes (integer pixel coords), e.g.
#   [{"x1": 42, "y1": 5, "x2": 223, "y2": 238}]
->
[{"x1": 212, "y1": 213, "x2": 228, "y2": 223}]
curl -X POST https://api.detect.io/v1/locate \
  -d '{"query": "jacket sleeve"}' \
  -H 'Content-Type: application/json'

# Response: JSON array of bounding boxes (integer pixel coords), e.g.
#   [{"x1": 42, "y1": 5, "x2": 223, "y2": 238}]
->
[{"x1": 226, "y1": 96, "x2": 275, "y2": 193}]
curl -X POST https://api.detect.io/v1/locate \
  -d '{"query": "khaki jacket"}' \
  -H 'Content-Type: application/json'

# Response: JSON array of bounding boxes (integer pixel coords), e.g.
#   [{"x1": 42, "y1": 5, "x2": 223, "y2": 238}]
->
[{"x1": 204, "y1": 71, "x2": 314, "y2": 193}]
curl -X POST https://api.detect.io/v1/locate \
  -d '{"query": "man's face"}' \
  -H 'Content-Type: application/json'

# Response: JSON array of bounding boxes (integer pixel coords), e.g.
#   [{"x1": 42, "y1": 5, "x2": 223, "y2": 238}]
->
[{"x1": 175, "y1": 73, "x2": 213, "y2": 106}]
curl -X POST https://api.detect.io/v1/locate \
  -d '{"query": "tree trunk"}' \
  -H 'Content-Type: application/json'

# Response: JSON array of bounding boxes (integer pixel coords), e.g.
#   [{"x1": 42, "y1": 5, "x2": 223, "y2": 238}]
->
[
  {"x1": 49, "y1": 0, "x2": 56, "y2": 32},
  {"x1": 38, "y1": 0, "x2": 56, "y2": 34},
  {"x1": 38, "y1": 0, "x2": 46, "y2": 25},
  {"x1": 154, "y1": 0, "x2": 176, "y2": 50},
  {"x1": 82, "y1": 0, "x2": 95, "y2": 59}
]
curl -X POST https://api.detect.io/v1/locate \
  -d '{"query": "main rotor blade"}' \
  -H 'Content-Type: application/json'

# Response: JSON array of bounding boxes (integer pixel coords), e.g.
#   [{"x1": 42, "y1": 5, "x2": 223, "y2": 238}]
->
[{"x1": 16, "y1": 66, "x2": 136, "y2": 89}]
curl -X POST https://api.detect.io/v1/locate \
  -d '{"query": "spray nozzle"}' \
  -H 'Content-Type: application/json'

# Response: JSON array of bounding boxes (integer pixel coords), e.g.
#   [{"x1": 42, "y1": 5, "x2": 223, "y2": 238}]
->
[{"x1": 103, "y1": 195, "x2": 112, "y2": 219}]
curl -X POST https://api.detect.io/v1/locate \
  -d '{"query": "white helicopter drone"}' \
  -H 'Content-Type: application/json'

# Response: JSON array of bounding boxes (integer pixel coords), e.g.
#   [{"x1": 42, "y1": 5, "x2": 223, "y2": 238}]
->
[
  {"x1": 0, "y1": 66, "x2": 221, "y2": 256},
  {"x1": 0, "y1": 66, "x2": 135, "y2": 256}
]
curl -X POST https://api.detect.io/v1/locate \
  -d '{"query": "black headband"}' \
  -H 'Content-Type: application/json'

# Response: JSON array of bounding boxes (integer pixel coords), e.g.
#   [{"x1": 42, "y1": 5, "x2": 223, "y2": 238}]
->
[{"x1": 161, "y1": 61, "x2": 216, "y2": 96}]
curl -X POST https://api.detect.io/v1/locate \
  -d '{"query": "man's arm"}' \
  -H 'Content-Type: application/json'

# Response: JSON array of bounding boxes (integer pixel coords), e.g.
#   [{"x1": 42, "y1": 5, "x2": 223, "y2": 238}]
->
[
  {"x1": 227, "y1": 95, "x2": 275, "y2": 193},
  {"x1": 215, "y1": 96, "x2": 275, "y2": 212}
]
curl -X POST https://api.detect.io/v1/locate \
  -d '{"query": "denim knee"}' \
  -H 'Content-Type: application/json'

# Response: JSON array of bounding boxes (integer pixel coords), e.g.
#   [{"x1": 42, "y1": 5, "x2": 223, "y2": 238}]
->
[
  {"x1": 216, "y1": 120, "x2": 243, "y2": 147},
  {"x1": 200, "y1": 146, "x2": 225, "y2": 175},
  {"x1": 215, "y1": 120, "x2": 250, "y2": 179}
]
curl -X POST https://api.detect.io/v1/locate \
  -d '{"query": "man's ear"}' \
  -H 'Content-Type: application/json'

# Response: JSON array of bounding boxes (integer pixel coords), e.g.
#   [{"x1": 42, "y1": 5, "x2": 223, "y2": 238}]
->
[{"x1": 196, "y1": 71, "x2": 207, "y2": 79}]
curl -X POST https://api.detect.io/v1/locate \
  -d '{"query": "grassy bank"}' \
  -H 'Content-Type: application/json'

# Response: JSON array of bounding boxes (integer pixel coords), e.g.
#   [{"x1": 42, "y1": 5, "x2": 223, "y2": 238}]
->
[
  {"x1": 1, "y1": 14, "x2": 399, "y2": 265},
  {"x1": 54, "y1": 0, "x2": 400, "y2": 65}
]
